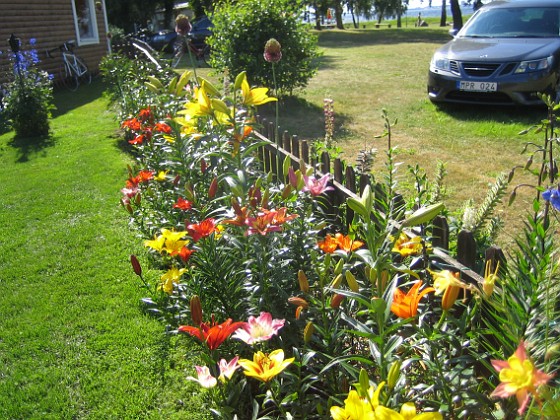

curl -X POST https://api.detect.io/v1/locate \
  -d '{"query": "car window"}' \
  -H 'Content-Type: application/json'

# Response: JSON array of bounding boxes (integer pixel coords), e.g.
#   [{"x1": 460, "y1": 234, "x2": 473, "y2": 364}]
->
[{"x1": 460, "y1": 7, "x2": 560, "y2": 38}]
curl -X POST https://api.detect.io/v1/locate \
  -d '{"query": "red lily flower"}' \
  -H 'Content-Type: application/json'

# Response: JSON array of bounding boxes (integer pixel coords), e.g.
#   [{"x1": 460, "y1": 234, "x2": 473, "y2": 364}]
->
[
  {"x1": 154, "y1": 122, "x2": 172, "y2": 134},
  {"x1": 187, "y1": 218, "x2": 218, "y2": 242},
  {"x1": 122, "y1": 117, "x2": 142, "y2": 131},
  {"x1": 178, "y1": 316, "x2": 246, "y2": 350},
  {"x1": 177, "y1": 246, "x2": 195, "y2": 262},
  {"x1": 129, "y1": 134, "x2": 145, "y2": 145},
  {"x1": 173, "y1": 197, "x2": 193, "y2": 210}
]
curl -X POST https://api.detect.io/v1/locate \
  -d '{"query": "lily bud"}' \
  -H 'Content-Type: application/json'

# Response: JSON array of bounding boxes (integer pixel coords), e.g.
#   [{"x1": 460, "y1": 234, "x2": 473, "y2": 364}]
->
[
  {"x1": 135, "y1": 193, "x2": 142, "y2": 205},
  {"x1": 345, "y1": 271, "x2": 359, "y2": 292},
  {"x1": 401, "y1": 202, "x2": 444, "y2": 227},
  {"x1": 125, "y1": 203, "x2": 133, "y2": 214},
  {"x1": 190, "y1": 295, "x2": 203, "y2": 326},
  {"x1": 130, "y1": 255, "x2": 142, "y2": 276},
  {"x1": 387, "y1": 360, "x2": 402, "y2": 389},
  {"x1": 303, "y1": 321, "x2": 314, "y2": 343},
  {"x1": 281, "y1": 184, "x2": 292, "y2": 199},
  {"x1": 442, "y1": 285, "x2": 460, "y2": 311},
  {"x1": 185, "y1": 184, "x2": 195, "y2": 202},
  {"x1": 288, "y1": 296, "x2": 309, "y2": 309},
  {"x1": 330, "y1": 273, "x2": 343, "y2": 289},
  {"x1": 334, "y1": 258, "x2": 344, "y2": 275},
  {"x1": 208, "y1": 177, "x2": 218, "y2": 199},
  {"x1": 298, "y1": 270, "x2": 310, "y2": 292},
  {"x1": 330, "y1": 293, "x2": 344, "y2": 309}
]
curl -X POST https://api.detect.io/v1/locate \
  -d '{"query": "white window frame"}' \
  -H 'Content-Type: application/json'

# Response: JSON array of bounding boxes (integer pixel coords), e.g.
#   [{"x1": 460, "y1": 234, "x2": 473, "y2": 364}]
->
[{"x1": 71, "y1": 0, "x2": 99, "y2": 45}]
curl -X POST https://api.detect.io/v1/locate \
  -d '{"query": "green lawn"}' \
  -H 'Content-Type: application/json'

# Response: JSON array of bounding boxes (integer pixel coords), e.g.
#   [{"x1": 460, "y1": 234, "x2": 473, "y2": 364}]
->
[{"x1": 0, "y1": 81, "x2": 205, "y2": 419}]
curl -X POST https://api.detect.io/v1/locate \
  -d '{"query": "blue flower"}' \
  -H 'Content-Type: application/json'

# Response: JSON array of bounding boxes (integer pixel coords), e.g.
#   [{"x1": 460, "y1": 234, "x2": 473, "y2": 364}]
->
[
  {"x1": 29, "y1": 38, "x2": 36, "y2": 46},
  {"x1": 542, "y1": 187, "x2": 560, "y2": 210}
]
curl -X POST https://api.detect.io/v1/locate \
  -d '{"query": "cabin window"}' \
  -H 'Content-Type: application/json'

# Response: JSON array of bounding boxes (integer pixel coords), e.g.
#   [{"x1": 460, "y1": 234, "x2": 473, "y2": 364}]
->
[{"x1": 71, "y1": 0, "x2": 99, "y2": 45}]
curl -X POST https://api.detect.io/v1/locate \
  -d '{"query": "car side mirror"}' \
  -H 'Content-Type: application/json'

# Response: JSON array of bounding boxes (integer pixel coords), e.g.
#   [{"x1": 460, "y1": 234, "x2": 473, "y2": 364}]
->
[{"x1": 448, "y1": 28, "x2": 459, "y2": 37}]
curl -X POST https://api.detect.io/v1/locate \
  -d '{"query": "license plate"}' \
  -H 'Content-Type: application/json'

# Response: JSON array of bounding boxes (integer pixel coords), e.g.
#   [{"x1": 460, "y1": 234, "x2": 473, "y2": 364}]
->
[{"x1": 458, "y1": 81, "x2": 497, "y2": 92}]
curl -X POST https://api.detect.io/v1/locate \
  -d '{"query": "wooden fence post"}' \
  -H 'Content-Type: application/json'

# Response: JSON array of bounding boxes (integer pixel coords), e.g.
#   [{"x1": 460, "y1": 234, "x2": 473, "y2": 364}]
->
[
  {"x1": 432, "y1": 215, "x2": 449, "y2": 250},
  {"x1": 320, "y1": 151, "x2": 330, "y2": 175},
  {"x1": 457, "y1": 230, "x2": 477, "y2": 272},
  {"x1": 301, "y1": 140, "x2": 309, "y2": 164}
]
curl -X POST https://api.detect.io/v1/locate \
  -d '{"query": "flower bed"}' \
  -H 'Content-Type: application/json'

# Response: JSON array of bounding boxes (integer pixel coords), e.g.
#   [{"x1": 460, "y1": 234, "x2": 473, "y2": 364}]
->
[{"x1": 110, "y1": 61, "x2": 558, "y2": 419}]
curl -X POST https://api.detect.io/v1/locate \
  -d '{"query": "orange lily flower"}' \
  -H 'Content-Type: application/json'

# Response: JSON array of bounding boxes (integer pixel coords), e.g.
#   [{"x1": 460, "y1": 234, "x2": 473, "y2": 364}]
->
[
  {"x1": 318, "y1": 234, "x2": 338, "y2": 253},
  {"x1": 178, "y1": 315, "x2": 245, "y2": 351},
  {"x1": 335, "y1": 233, "x2": 364, "y2": 252},
  {"x1": 391, "y1": 281, "x2": 435, "y2": 319}
]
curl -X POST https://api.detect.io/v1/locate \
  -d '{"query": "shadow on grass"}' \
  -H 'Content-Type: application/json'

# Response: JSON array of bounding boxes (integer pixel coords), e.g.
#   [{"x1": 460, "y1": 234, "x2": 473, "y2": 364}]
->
[
  {"x1": 8, "y1": 133, "x2": 56, "y2": 163},
  {"x1": 433, "y1": 102, "x2": 546, "y2": 125},
  {"x1": 52, "y1": 77, "x2": 107, "y2": 118},
  {"x1": 256, "y1": 95, "x2": 353, "y2": 142},
  {"x1": 316, "y1": 28, "x2": 451, "y2": 49}
]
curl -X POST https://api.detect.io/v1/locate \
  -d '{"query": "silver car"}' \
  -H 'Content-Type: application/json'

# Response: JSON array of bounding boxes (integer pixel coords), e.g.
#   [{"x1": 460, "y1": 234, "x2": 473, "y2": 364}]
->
[{"x1": 427, "y1": 0, "x2": 560, "y2": 106}]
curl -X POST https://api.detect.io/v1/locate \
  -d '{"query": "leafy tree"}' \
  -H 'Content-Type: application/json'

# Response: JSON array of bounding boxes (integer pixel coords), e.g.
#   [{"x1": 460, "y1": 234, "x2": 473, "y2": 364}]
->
[
  {"x1": 209, "y1": 0, "x2": 319, "y2": 95},
  {"x1": 373, "y1": 0, "x2": 408, "y2": 25},
  {"x1": 346, "y1": 0, "x2": 377, "y2": 28},
  {"x1": 106, "y1": 0, "x2": 158, "y2": 33}
]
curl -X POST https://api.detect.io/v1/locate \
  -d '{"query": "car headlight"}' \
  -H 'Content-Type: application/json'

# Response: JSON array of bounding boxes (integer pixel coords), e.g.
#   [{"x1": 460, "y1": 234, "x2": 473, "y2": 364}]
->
[
  {"x1": 431, "y1": 55, "x2": 451, "y2": 71},
  {"x1": 515, "y1": 56, "x2": 553, "y2": 73}
]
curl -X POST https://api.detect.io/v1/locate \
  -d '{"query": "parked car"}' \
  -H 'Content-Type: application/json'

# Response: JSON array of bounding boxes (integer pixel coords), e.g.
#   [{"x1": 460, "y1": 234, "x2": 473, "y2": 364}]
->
[
  {"x1": 188, "y1": 15, "x2": 213, "y2": 48},
  {"x1": 148, "y1": 15, "x2": 212, "y2": 53},
  {"x1": 427, "y1": 0, "x2": 560, "y2": 106},
  {"x1": 149, "y1": 30, "x2": 177, "y2": 53}
]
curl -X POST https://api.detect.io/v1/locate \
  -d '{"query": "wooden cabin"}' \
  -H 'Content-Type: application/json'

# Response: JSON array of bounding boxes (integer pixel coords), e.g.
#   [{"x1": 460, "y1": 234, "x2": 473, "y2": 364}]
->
[{"x1": 0, "y1": 0, "x2": 110, "y2": 84}]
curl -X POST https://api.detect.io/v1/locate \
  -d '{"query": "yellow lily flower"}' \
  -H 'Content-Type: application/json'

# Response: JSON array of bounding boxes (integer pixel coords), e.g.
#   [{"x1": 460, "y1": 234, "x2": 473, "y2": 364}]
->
[
  {"x1": 180, "y1": 83, "x2": 213, "y2": 118},
  {"x1": 428, "y1": 269, "x2": 473, "y2": 310},
  {"x1": 144, "y1": 233, "x2": 166, "y2": 252},
  {"x1": 238, "y1": 72, "x2": 277, "y2": 107},
  {"x1": 330, "y1": 390, "x2": 374, "y2": 420},
  {"x1": 144, "y1": 228, "x2": 189, "y2": 255},
  {"x1": 482, "y1": 260, "x2": 499, "y2": 297},
  {"x1": 374, "y1": 402, "x2": 442, "y2": 419},
  {"x1": 154, "y1": 170, "x2": 168, "y2": 182},
  {"x1": 238, "y1": 349, "x2": 294, "y2": 383},
  {"x1": 159, "y1": 266, "x2": 187, "y2": 294},
  {"x1": 160, "y1": 229, "x2": 189, "y2": 254}
]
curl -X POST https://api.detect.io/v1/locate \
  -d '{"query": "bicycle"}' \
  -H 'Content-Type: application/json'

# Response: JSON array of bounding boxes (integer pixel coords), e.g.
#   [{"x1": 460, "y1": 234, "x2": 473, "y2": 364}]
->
[
  {"x1": 172, "y1": 35, "x2": 211, "y2": 68},
  {"x1": 46, "y1": 41, "x2": 92, "y2": 91}
]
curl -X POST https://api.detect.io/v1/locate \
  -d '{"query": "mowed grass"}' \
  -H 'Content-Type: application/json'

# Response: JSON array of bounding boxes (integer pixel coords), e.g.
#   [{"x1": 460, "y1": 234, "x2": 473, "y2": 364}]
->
[
  {"x1": 254, "y1": 23, "x2": 545, "y2": 246},
  {"x1": 0, "y1": 81, "x2": 206, "y2": 419}
]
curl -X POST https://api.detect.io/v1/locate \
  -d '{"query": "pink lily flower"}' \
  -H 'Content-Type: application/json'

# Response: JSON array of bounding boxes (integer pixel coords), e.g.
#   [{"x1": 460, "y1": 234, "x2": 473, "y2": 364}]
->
[
  {"x1": 218, "y1": 356, "x2": 239, "y2": 382},
  {"x1": 233, "y1": 312, "x2": 285, "y2": 345},
  {"x1": 188, "y1": 365, "x2": 217, "y2": 388},
  {"x1": 302, "y1": 173, "x2": 334, "y2": 196}
]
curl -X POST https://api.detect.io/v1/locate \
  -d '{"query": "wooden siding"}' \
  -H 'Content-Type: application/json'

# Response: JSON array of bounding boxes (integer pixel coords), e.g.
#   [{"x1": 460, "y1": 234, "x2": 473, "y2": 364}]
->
[{"x1": 0, "y1": 0, "x2": 109, "y2": 84}]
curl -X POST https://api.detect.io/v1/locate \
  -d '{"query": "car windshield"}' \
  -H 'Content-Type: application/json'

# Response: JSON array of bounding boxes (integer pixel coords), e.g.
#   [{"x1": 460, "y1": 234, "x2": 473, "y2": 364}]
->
[{"x1": 459, "y1": 7, "x2": 560, "y2": 38}]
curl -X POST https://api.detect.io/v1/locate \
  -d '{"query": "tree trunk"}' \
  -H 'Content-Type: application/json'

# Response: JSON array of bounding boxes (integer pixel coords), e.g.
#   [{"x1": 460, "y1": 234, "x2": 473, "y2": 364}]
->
[
  {"x1": 335, "y1": 3, "x2": 344, "y2": 29},
  {"x1": 162, "y1": 0, "x2": 174, "y2": 30},
  {"x1": 397, "y1": 13, "x2": 402, "y2": 28},
  {"x1": 450, "y1": 0, "x2": 463, "y2": 30},
  {"x1": 440, "y1": 0, "x2": 447, "y2": 27},
  {"x1": 314, "y1": 3, "x2": 322, "y2": 30}
]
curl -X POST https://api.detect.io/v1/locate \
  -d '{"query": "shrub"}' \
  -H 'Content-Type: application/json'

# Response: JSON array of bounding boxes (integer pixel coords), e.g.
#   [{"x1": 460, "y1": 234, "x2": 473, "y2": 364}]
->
[
  {"x1": 209, "y1": 0, "x2": 320, "y2": 95},
  {"x1": 99, "y1": 52, "x2": 177, "y2": 121},
  {"x1": 1, "y1": 36, "x2": 54, "y2": 138}
]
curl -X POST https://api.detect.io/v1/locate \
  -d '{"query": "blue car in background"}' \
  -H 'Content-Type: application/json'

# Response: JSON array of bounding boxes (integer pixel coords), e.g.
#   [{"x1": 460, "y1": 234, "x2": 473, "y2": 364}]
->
[{"x1": 149, "y1": 15, "x2": 213, "y2": 53}]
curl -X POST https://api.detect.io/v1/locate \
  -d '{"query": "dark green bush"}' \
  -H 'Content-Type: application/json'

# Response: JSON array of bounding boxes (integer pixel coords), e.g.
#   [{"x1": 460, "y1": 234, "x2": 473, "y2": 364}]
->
[
  {"x1": 209, "y1": 0, "x2": 320, "y2": 95},
  {"x1": 1, "y1": 38, "x2": 54, "y2": 138}
]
